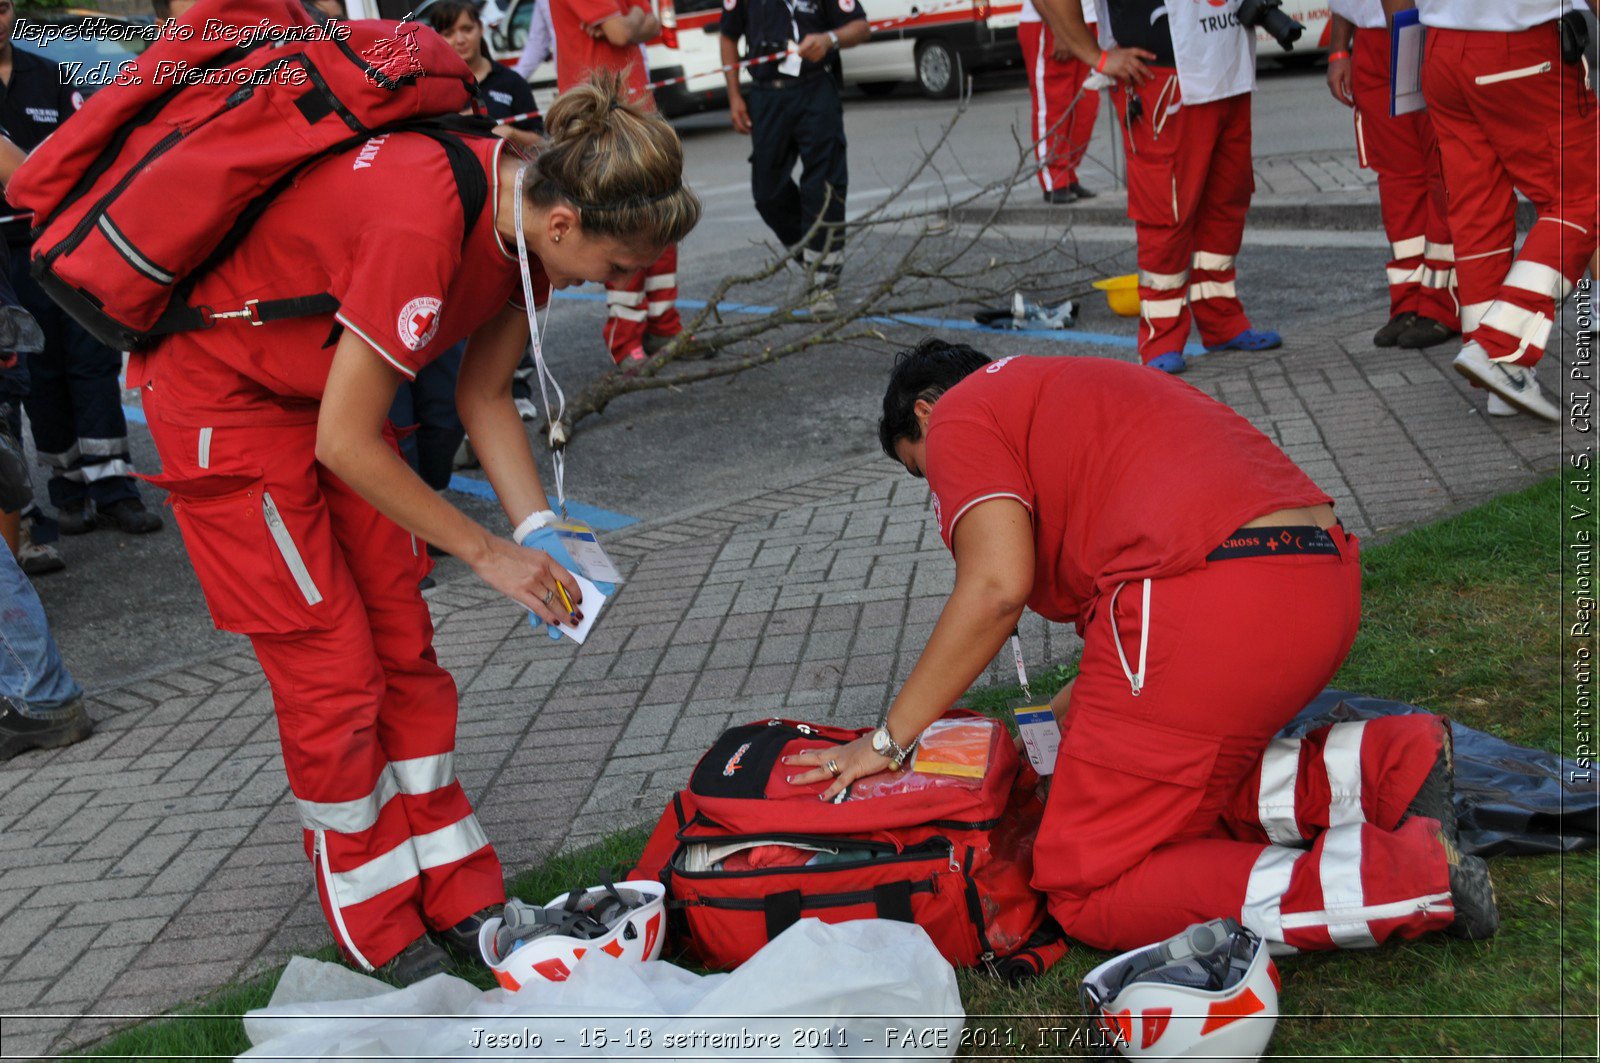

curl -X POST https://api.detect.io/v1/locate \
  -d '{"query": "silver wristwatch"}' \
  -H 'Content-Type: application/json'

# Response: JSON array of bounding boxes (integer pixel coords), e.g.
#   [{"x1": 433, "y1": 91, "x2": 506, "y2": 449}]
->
[{"x1": 871, "y1": 725, "x2": 914, "y2": 769}]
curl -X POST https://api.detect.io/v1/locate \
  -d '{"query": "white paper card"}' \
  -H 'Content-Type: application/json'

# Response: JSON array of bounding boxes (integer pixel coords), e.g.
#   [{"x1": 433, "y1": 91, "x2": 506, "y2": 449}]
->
[
  {"x1": 1014, "y1": 706, "x2": 1060, "y2": 776},
  {"x1": 553, "y1": 518, "x2": 624, "y2": 585},
  {"x1": 557, "y1": 571, "x2": 607, "y2": 645},
  {"x1": 779, "y1": 42, "x2": 803, "y2": 77}
]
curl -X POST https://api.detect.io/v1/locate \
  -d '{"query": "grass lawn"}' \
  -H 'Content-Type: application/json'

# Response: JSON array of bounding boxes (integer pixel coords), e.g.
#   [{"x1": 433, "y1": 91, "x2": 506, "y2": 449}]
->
[{"x1": 79, "y1": 476, "x2": 1596, "y2": 1059}]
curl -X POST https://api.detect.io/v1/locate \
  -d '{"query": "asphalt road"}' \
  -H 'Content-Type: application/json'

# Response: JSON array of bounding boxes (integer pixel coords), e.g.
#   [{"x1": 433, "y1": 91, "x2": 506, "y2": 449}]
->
[{"x1": 24, "y1": 63, "x2": 1392, "y2": 693}]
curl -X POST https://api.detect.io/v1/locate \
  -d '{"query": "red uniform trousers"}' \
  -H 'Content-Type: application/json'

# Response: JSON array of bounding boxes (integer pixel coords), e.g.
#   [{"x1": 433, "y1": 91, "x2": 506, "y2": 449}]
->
[
  {"x1": 1422, "y1": 24, "x2": 1598, "y2": 367},
  {"x1": 135, "y1": 343, "x2": 505, "y2": 970},
  {"x1": 1033, "y1": 528, "x2": 1458, "y2": 953},
  {"x1": 1115, "y1": 72, "x2": 1256, "y2": 362},
  {"x1": 1352, "y1": 26, "x2": 1458, "y2": 328},
  {"x1": 604, "y1": 243, "x2": 682, "y2": 362},
  {"x1": 1019, "y1": 21, "x2": 1101, "y2": 193}
]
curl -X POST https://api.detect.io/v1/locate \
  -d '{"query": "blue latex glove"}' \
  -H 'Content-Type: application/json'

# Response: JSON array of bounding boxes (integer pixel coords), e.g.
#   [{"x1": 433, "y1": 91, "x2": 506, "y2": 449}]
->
[{"x1": 516, "y1": 522, "x2": 617, "y2": 640}]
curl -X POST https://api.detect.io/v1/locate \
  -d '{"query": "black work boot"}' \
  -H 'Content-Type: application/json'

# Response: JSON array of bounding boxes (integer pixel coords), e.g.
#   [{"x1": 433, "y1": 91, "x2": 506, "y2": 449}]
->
[
  {"x1": 99, "y1": 498, "x2": 164, "y2": 534},
  {"x1": 0, "y1": 696, "x2": 94, "y2": 762},
  {"x1": 432, "y1": 907, "x2": 499, "y2": 969},
  {"x1": 376, "y1": 934, "x2": 455, "y2": 986},
  {"x1": 1439, "y1": 827, "x2": 1499, "y2": 940},
  {"x1": 1373, "y1": 311, "x2": 1418, "y2": 348},
  {"x1": 1397, "y1": 315, "x2": 1460, "y2": 349}
]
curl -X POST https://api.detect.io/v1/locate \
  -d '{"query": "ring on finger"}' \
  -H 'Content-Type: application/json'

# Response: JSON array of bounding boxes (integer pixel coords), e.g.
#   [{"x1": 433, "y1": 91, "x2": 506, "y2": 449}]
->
[
  {"x1": 543, "y1": 588, "x2": 555, "y2": 605},
  {"x1": 826, "y1": 758, "x2": 841, "y2": 777}
]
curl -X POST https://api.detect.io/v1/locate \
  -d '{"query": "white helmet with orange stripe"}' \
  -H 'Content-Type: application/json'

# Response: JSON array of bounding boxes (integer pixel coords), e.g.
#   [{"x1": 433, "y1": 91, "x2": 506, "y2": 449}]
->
[
  {"x1": 478, "y1": 879, "x2": 668, "y2": 991},
  {"x1": 1079, "y1": 918, "x2": 1280, "y2": 1061}
]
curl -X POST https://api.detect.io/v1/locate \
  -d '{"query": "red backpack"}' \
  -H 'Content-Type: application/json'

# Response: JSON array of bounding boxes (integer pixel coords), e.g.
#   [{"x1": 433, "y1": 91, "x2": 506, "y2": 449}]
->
[
  {"x1": 629, "y1": 712, "x2": 1067, "y2": 978},
  {"x1": 7, "y1": 0, "x2": 491, "y2": 351}
]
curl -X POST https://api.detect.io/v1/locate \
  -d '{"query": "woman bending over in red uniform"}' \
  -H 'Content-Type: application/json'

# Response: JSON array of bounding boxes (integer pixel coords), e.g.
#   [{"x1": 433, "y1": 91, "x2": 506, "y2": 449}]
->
[{"x1": 128, "y1": 73, "x2": 701, "y2": 983}]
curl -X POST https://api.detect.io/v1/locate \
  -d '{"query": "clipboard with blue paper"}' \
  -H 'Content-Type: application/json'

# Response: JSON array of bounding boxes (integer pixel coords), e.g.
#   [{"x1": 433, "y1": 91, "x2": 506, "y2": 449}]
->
[{"x1": 1390, "y1": 9, "x2": 1427, "y2": 116}]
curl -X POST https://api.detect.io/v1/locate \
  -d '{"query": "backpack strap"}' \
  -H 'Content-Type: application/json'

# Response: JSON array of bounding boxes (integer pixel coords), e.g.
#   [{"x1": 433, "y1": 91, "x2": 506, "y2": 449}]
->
[{"x1": 152, "y1": 120, "x2": 497, "y2": 339}]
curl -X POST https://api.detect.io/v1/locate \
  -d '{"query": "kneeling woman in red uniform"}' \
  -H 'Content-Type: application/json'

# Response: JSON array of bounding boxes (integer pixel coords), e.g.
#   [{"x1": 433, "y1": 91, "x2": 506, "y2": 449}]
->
[
  {"x1": 128, "y1": 75, "x2": 701, "y2": 982},
  {"x1": 790, "y1": 341, "x2": 1497, "y2": 955}
]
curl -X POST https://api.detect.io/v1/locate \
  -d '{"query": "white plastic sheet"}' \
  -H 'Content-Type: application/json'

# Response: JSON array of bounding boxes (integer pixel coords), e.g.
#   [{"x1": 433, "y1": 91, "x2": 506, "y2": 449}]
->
[{"x1": 240, "y1": 918, "x2": 965, "y2": 1062}]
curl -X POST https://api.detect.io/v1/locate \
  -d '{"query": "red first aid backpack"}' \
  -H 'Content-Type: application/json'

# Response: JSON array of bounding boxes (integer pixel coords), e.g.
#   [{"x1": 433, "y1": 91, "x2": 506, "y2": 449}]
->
[
  {"x1": 7, "y1": 0, "x2": 493, "y2": 351},
  {"x1": 629, "y1": 713, "x2": 1067, "y2": 978}
]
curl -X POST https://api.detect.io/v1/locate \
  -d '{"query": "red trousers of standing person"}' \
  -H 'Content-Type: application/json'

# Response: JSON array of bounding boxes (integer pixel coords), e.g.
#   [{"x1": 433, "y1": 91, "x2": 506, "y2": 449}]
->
[
  {"x1": 132, "y1": 341, "x2": 506, "y2": 971},
  {"x1": 1018, "y1": 21, "x2": 1100, "y2": 194},
  {"x1": 604, "y1": 243, "x2": 682, "y2": 362},
  {"x1": 1115, "y1": 71, "x2": 1256, "y2": 363},
  {"x1": 1033, "y1": 527, "x2": 1459, "y2": 953},
  {"x1": 1351, "y1": 26, "x2": 1458, "y2": 329},
  {"x1": 1423, "y1": 23, "x2": 1598, "y2": 366}
]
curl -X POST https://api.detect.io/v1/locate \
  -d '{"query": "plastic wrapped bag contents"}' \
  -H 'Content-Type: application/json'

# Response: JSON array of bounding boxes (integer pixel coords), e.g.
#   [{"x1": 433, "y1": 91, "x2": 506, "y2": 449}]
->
[
  {"x1": 239, "y1": 918, "x2": 964, "y2": 1062},
  {"x1": 1287, "y1": 690, "x2": 1598, "y2": 858}
]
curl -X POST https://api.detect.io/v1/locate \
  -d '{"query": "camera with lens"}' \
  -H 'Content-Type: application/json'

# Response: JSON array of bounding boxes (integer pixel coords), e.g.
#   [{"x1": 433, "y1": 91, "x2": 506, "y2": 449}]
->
[{"x1": 1236, "y1": 0, "x2": 1305, "y2": 51}]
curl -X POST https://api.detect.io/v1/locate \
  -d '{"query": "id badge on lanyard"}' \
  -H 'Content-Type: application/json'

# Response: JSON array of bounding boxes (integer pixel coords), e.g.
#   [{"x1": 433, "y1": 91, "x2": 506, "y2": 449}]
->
[{"x1": 1006, "y1": 630, "x2": 1059, "y2": 776}]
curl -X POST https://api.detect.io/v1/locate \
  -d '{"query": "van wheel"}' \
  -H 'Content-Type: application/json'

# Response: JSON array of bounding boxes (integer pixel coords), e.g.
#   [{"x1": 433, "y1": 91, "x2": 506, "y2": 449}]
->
[
  {"x1": 859, "y1": 81, "x2": 898, "y2": 96},
  {"x1": 915, "y1": 39, "x2": 962, "y2": 98}
]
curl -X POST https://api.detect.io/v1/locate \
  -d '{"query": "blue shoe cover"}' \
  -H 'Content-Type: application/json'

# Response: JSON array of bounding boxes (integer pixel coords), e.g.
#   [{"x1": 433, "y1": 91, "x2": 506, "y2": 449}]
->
[
  {"x1": 1147, "y1": 352, "x2": 1188, "y2": 374},
  {"x1": 1206, "y1": 328, "x2": 1282, "y2": 352}
]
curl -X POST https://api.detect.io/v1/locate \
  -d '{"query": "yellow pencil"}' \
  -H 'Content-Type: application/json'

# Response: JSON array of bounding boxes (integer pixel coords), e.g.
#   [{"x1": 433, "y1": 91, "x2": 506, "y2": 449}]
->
[{"x1": 554, "y1": 581, "x2": 576, "y2": 618}]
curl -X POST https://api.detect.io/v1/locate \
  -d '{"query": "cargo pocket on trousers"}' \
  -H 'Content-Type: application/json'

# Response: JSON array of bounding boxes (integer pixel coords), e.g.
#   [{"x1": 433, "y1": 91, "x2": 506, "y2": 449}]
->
[
  {"x1": 1054, "y1": 707, "x2": 1224, "y2": 869},
  {"x1": 1125, "y1": 155, "x2": 1180, "y2": 227},
  {"x1": 148, "y1": 471, "x2": 331, "y2": 635}
]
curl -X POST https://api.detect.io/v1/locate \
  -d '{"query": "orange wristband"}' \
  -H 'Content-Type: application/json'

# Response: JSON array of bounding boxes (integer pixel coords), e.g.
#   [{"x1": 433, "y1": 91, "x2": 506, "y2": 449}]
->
[
  {"x1": 1095, "y1": 51, "x2": 1110, "y2": 72},
  {"x1": 1328, "y1": 49, "x2": 1350, "y2": 60}
]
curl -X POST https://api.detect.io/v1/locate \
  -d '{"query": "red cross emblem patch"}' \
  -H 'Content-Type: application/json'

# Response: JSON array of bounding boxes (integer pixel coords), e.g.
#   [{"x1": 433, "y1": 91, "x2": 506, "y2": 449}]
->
[{"x1": 398, "y1": 296, "x2": 443, "y2": 352}]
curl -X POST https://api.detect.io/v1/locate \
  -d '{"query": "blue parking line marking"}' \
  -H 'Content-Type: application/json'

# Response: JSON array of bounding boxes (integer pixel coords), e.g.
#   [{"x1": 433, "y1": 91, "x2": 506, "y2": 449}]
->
[
  {"x1": 122, "y1": 404, "x2": 635, "y2": 529},
  {"x1": 551, "y1": 289, "x2": 1208, "y2": 356}
]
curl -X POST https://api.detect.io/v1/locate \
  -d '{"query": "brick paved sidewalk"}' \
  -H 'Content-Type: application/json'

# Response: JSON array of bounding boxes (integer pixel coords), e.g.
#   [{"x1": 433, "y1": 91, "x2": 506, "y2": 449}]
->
[{"x1": 0, "y1": 301, "x2": 1581, "y2": 1057}]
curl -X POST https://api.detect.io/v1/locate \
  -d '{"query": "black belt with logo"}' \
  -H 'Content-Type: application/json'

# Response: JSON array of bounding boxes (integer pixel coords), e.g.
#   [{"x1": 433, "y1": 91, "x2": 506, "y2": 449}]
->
[{"x1": 1207, "y1": 525, "x2": 1340, "y2": 562}]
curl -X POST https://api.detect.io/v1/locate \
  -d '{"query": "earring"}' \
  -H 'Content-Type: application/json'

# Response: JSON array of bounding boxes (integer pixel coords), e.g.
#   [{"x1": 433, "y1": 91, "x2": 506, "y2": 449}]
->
[{"x1": 553, "y1": 234, "x2": 561, "y2": 243}]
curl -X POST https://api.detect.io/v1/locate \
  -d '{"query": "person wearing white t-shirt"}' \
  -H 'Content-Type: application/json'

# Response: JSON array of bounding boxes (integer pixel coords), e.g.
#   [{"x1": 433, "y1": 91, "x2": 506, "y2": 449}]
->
[
  {"x1": 1381, "y1": 0, "x2": 1597, "y2": 422},
  {"x1": 1031, "y1": 0, "x2": 1284, "y2": 374},
  {"x1": 1019, "y1": 0, "x2": 1101, "y2": 203}
]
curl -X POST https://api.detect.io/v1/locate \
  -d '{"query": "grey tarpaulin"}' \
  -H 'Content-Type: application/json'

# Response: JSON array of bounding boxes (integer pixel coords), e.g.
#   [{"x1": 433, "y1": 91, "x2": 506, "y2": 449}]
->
[{"x1": 1285, "y1": 690, "x2": 1598, "y2": 858}]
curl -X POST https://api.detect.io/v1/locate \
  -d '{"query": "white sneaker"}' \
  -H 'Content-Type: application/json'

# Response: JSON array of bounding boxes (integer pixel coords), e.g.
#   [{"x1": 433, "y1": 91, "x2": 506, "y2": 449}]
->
[
  {"x1": 513, "y1": 397, "x2": 539, "y2": 422},
  {"x1": 1485, "y1": 392, "x2": 1519, "y2": 417},
  {"x1": 1452, "y1": 342, "x2": 1560, "y2": 422}
]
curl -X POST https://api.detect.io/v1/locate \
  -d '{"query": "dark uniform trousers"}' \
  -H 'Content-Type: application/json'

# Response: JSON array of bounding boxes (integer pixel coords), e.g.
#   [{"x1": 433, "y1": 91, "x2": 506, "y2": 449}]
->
[
  {"x1": 9, "y1": 246, "x2": 138, "y2": 512},
  {"x1": 748, "y1": 74, "x2": 849, "y2": 287}
]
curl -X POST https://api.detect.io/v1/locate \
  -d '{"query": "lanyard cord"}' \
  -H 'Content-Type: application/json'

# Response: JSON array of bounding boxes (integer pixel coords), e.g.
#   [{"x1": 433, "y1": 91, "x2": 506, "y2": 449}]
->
[
  {"x1": 1009, "y1": 629, "x2": 1033, "y2": 703},
  {"x1": 513, "y1": 164, "x2": 566, "y2": 516}
]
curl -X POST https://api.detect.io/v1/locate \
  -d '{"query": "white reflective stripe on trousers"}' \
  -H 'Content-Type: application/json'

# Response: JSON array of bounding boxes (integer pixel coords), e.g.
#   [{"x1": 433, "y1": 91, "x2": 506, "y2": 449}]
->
[
  {"x1": 1503, "y1": 260, "x2": 1573, "y2": 302},
  {"x1": 1480, "y1": 303, "x2": 1552, "y2": 352},
  {"x1": 1240, "y1": 845, "x2": 1304, "y2": 955},
  {"x1": 1322, "y1": 721, "x2": 1368, "y2": 828},
  {"x1": 1256, "y1": 737, "x2": 1304, "y2": 846},
  {"x1": 643, "y1": 274, "x2": 677, "y2": 292},
  {"x1": 299, "y1": 767, "x2": 402, "y2": 834},
  {"x1": 392, "y1": 751, "x2": 455, "y2": 796},
  {"x1": 322, "y1": 814, "x2": 491, "y2": 910},
  {"x1": 1138, "y1": 269, "x2": 1189, "y2": 291},
  {"x1": 1189, "y1": 279, "x2": 1237, "y2": 301},
  {"x1": 1192, "y1": 251, "x2": 1235, "y2": 272},
  {"x1": 1309, "y1": 823, "x2": 1378, "y2": 948},
  {"x1": 1391, "y1": 235, "x2": 1426, "y2": 260}
]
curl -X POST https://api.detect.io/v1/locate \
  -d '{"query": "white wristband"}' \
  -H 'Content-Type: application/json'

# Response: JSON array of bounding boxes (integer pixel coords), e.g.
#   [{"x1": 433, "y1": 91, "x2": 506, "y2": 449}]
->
[{"x1": 512, "y1": 509, "x2": 558, "y2": 544}]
